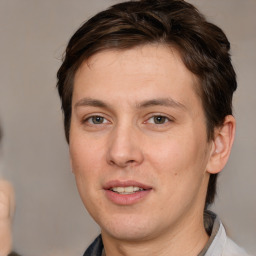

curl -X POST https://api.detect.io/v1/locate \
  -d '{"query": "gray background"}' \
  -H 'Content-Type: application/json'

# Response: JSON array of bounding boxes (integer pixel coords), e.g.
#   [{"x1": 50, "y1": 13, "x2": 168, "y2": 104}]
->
[{"x1": 0, "y1": 0, "x2": 255, "y2": 255}]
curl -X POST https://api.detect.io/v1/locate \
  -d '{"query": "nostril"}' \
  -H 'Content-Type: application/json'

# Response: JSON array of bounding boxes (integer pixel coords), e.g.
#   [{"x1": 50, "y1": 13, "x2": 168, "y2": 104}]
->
[
  {"x1": 108, "y1": 158, "x2": 137, "y2": 168},
  {"x1": 109, "y1": 160, "x2": 115, "y2": 165},
  {"x1": 106, "y1": 136, "x2": 144, "y2": 167}
]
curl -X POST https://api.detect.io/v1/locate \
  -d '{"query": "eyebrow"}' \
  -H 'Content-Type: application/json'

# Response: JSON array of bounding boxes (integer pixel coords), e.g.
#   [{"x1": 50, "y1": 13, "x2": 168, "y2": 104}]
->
[
  {"x1": 74, "y1": 97, "x2": 186, "y2": 110},
  {"x1": 137, "y1": 98, "x2": 186, "y2": 110},
  {"x1": 74, "y1": 98, "x2": 108, "y2": 109}
]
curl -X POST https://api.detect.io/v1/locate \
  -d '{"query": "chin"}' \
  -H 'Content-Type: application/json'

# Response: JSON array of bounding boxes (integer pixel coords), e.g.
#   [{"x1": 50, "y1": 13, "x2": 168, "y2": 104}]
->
[
  {"x1": 99, "y1": 213, "x2": 158, "y2": 242},
  {"x1": 103, "y1": 226, "x2": 153, "y2": 242}
]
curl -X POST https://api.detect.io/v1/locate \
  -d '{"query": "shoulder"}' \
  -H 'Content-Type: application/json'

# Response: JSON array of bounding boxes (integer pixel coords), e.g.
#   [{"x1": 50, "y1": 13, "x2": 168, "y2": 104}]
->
[
  {"x1": 203, "y1": 211, "x2": 252, "y2": 256},
  {"x1": 222, "y1": 237, "x2": 252, "y2": 256}
]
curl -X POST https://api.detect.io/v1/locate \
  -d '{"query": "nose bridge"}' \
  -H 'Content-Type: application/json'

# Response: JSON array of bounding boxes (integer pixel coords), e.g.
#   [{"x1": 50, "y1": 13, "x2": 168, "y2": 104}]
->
[{"x1": 106, "y1": 121, "x2": 143, "y2": 167}]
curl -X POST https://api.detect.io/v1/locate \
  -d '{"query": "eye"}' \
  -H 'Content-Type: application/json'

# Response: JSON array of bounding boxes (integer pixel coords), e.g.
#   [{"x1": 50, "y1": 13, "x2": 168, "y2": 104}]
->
[
  {"x1": 86, "y1": 115, "x2": 108, "y2": 125},
  {"x1": 147, "y1": 115, "x2": 170, "y2": 124}
]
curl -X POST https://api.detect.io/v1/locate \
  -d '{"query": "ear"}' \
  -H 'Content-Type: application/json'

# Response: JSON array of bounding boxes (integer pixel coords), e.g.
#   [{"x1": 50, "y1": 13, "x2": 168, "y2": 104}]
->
[{"x1": 206, "y1": 115, "x2": 236, "y2": 174}]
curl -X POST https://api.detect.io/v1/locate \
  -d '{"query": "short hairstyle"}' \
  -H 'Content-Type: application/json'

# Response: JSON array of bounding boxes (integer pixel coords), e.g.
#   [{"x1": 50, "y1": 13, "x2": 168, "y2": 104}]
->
[{"x1": 57, "y1": 0, "x2": 237, "y2": 207}]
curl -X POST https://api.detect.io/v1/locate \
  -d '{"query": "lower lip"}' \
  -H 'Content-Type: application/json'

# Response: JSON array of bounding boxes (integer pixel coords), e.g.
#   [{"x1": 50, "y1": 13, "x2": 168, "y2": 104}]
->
[{"x1": 105, "y1": 189, "x2": 151, "y2": 205}]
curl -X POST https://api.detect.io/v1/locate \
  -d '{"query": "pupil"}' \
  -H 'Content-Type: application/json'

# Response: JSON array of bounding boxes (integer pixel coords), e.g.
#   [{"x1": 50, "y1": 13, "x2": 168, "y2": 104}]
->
[
  {"x1": 154, "y1": 116, "x2": 165, "y2": 124},
  {"x1": 93, "y1": 116, "x2": 103, "y2": 124}
]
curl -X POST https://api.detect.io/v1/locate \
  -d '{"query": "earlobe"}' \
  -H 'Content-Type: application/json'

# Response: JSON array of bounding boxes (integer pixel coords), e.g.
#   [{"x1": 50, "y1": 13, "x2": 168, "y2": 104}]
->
[{"x1": 206, "y1": 115, "x2": 236, "y2": 174}]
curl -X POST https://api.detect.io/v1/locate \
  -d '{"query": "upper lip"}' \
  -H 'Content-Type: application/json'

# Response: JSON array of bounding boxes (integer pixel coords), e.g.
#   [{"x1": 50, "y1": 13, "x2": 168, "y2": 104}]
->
[{"x1": 103, "y1": 180, "x2": 152, "y2": 190}]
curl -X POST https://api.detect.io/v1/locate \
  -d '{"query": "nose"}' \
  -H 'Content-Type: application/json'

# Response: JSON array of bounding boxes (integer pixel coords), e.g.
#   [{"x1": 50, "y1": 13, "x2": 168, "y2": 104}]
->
[{"x1": 106, "y1": 124, "x2": 144, "y2": 168}]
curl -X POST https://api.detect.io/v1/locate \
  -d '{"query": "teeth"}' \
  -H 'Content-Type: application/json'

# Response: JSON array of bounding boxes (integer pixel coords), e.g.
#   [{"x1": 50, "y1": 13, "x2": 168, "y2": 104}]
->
[{"x1": 111, "y1": 186, "x2": 144, "y2": 194}]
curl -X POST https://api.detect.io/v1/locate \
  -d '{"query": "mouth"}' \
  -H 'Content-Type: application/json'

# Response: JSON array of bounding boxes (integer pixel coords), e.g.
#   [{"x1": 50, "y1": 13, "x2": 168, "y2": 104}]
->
[
  {"x1": 110, "y1": 186, "x2": 146, "y2": 195},
  {"x1": 103, "y1": 180, "x2": 152, "y2": 205},
  {"x1": 104, "y1": 180, "x2": 152, "y2": 192}
]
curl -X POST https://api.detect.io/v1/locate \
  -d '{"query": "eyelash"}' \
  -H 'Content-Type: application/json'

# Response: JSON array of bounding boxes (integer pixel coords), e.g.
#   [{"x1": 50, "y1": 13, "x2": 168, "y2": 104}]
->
[
  {"x1": 83, "y1": 115, "x2": 110, "y2": 125},
  {"x1": 82, "y1": 114, "x2": 172, "y2": 126},
  {"x1": 146, "y1": 115, "x2": 171, "y2": 125}
]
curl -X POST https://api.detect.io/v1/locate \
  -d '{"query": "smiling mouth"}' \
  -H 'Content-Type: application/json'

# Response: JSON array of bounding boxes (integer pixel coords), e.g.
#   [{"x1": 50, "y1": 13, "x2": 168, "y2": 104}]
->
[
  {"x1": 110, "y1": 186, "x2": 145, "y2": 195},
  {"x1": 104, "y1": 181, "x2": 152, "y2": 205}
]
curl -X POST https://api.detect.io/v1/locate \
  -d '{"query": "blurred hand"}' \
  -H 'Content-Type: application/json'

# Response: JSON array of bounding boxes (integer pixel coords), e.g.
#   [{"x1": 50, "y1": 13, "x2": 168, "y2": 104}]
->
[{"x1": 0, "y1": 180, "x2": 15, "y2": 256}]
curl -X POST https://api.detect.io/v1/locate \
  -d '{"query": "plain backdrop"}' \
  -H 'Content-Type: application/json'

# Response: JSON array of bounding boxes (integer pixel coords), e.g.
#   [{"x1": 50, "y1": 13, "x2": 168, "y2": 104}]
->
[{"x1": 0, "y1": 0, "x2": 255, "y2": 255}]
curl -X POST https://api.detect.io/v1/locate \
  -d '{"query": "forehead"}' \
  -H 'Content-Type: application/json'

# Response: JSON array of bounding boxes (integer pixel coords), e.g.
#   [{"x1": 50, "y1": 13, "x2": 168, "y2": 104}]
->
[{"x1": 73, "y1": 45, "x2": 201, "y2": 109}]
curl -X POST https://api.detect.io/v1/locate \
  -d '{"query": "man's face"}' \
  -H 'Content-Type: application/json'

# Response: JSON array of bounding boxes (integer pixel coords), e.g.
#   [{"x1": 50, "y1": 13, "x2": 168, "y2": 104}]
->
[{"x1": 69, "y1": 45, "x2": 213, "y2": 241}]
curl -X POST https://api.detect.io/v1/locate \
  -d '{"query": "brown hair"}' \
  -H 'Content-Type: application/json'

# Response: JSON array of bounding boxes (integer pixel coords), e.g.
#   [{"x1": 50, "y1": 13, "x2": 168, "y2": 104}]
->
[{"x1": 57, "y1": 0, "x2": 237, "y2": 207}]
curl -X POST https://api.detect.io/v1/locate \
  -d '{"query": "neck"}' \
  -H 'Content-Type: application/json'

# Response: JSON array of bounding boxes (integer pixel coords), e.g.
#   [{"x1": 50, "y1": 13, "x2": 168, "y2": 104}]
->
[{"x1": 101, "y1": 212, "x2": 209, "y2": 256}]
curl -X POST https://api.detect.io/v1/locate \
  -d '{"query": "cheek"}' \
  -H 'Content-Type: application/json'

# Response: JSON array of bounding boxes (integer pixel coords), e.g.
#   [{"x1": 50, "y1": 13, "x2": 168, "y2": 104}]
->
[
  {"x1": 70, "y1": 133, "x2": 104, "y2": 172},
  {"x1": 69, "y1": 139, "x2": 106, "y2": 215},
  {"x1": 146, "y1": 132, "x2": 208, "y2": 188},
  {"x1": 147, "y1": 137, "x2": 195, "y2": 173},
  {"x1": 69, "y1": 138, "x2": 98, "y2": 198},
  {"x1": 147, "y1": 140, "x2": 208, "y2": 217},
  {"x1": 69, "y1": 131, "x2": 111, "y2": 204}
]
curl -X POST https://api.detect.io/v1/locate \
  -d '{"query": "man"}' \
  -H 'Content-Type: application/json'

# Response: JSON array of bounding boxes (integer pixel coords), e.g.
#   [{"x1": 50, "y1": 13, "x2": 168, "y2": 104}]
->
[{"x1": 57, "y1": 0, "x2": 250, "y2": 255}]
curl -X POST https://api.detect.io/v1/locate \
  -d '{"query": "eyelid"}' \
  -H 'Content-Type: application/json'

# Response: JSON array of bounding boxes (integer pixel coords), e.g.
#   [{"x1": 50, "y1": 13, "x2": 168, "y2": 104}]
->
[
  {"x1": 87, "y1": 116, "x2": 108, "y2": 124},
  {"x1": 82, "y1": 113, "x2": 111, "y2": 125},
  {"x1": 144, "y1": 113, "x2": 174, "y2": 124},
  {"x1": 147, "y1": 116, "x2": 169, "y2": 124}
]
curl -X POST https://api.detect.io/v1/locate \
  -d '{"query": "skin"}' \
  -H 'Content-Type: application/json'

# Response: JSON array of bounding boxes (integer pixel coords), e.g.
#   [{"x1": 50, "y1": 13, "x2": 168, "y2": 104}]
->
[
  {"x1": 69, "y1": 45, "x2": 235, "y2": 256},
  {"x1": 0, "y1": 179, "x2": 14, "y2": 256}
]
